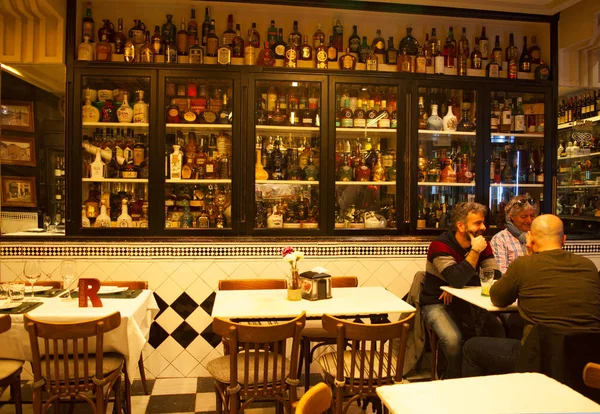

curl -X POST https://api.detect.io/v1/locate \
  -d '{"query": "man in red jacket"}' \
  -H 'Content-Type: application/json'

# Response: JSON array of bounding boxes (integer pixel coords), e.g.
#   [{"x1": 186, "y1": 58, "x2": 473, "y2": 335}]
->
[{"x1": 421, "y1": 202, "x2": 503, "y2": 378}]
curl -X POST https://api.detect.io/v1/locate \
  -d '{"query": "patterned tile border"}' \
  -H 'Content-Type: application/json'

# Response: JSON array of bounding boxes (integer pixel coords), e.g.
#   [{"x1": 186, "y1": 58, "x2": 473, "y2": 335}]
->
[{"x1": 1, "y1": 240, "x2": 599, "y2": 258}]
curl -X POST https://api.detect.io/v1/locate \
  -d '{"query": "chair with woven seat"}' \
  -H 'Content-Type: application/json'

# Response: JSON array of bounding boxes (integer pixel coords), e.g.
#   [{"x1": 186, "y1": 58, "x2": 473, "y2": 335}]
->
[
  {"x1": 24, "y1": 312, "x2": 125, "y2": 414},
  {"x1": 295, "y1": 382, "x2": 332, "y2": 414},
  {"x1": 0, "y1": 315, "x2": 24, "y2": 414},
  {"x1": 316, "y1": 312, "x2": 415, "y2": 414},
  {"x1": 298, "y1": 276, "x2": 358, "y2": 389},
  {"x1": 207, "y1": 312, "x2": 306, "y2": 414}
]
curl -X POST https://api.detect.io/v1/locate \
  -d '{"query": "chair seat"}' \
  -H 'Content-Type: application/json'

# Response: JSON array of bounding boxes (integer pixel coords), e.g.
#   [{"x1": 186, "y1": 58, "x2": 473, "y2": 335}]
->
[
  {"x1": 207, "y1": 350, "x2": 290, "y2": 385},
  {"x1": 0, "y1": 359, "x2": 24, "y2": 381},
  {"x1": 301, "y1": 326, "x2": 336, "y2": 340},
  {"x1": 316, "y1": 350, "x2": 398, "y2": 380},
  {"x1": 41, "y1": 352, "x2": 124, "y2": 382}
]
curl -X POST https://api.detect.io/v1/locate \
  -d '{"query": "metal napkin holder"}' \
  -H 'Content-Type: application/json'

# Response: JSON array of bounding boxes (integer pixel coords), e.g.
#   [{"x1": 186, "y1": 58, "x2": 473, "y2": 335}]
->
[{"x1": 299, "y1": 271, "x2": 332, "y2": 301}]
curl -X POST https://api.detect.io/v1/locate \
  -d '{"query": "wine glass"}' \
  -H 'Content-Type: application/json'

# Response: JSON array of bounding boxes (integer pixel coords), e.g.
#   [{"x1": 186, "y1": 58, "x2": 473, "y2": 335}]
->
[
  {"x1": 43, "y1": 215, "x2": 51, "y2": 231},
  {"x1": 24, "y1": 260, "x2": 41, "y2": 301},
  {"x1": 54, "y1": 213, "x2": 62, "y2": 227},
  {"x1": 60, "y1": 260, "x2": 78, "y2": 301}
]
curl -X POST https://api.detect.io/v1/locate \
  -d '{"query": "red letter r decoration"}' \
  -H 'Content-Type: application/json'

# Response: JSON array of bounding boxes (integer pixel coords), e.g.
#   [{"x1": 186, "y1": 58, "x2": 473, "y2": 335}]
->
[{"x1": 78, "y1": 278, "x2": 103, "y2": 307}]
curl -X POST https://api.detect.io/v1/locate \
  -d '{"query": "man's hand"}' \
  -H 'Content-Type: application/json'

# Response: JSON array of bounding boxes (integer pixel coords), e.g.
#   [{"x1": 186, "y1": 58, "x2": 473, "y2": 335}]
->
[
  {"x1": 439, "y1": 291, "x2": 453, "y2": 305},
  {"x1": 468, "y1": 232, "x2": 487, "y2": 253}
]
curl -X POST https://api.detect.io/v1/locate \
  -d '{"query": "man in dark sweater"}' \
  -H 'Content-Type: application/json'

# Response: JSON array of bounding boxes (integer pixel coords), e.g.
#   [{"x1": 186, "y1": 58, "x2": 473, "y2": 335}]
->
[
  {"x1": 421, "y1": 202, "x2": 502, "y2": 378},
  {"x1": 462, "y1": 214, "x2": 600, "y2": 377}
]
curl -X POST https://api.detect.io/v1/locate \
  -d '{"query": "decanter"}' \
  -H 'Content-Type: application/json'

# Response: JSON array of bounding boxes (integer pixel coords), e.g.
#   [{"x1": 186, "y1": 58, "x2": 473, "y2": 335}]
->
[
  {"x1": 456, "y1": 108, "x2": 476, "y2": 132},
  {"x1": 255, "y1": 149, "x2": 269, "y2": 180},
  {"x1": 442, "y1": 105, "x2": 458, "y2": 132},
  {"x1": 117, "y1": 94, "x2": 134, "y2": 123},
  {"x1": 95, "y1": 202, "x2": 111, "y2": 228},
  {"x1": 82, "y1": 97, "x2": 100, "y2": 122},
  {"x1": 426, "y1": 104, "x2": 443, "y2": 131},
  {"x1": 81, "y1": 206, "x2": 91, "y2": 228},
  {"x1": 133, "y1": 90, "x2": 149, "y2": 123},
  {"x1": 117, "y1": 198, "x2": 133, "y2": 227}
]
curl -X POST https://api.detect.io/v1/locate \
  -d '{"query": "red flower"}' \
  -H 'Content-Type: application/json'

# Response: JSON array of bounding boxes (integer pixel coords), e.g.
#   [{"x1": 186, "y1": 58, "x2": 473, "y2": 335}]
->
[{"x1": 281, "y1": 246, "x2": 294, "y2": 257}]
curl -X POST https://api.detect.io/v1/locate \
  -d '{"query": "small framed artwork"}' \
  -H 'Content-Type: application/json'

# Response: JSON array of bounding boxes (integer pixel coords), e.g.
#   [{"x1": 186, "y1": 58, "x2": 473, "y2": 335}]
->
[
  {"x1": 0, "y1": 136, "x2": 36, "y2": 166},
  {"x1": 1, "y1": 101, "x2": 35, "y2": 132},
  {"x1": 1, "y1": 176, "x2": 37, "y2": 207}
]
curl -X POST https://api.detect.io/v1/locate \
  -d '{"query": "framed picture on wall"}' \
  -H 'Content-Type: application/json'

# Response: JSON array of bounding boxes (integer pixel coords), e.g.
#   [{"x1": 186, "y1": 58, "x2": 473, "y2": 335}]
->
[
  {"x1": 0, "y1": 136, "x2": 36, "y2": 166},
  {"x1": 0, "y1": 101, "x2": 35, "y2": 132},
  {"x1": 1, "y1": 176, "x2": 37, "y2": 207}
]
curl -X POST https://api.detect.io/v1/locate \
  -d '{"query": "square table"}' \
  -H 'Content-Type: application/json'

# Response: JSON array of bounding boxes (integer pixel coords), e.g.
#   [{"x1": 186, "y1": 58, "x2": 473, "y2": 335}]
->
[
  {"x1": 376, "y1": 372, "x2": 600, "y2": 413},
  {"x1": 0, "y1": 290, "x2": 159, "y2": 382},
  {"x1": 211, "y1": 286, "x2": 415, "y2": 320},
  {"x1": 441, "y1": 286, "x2": 518, "y2": 312}
]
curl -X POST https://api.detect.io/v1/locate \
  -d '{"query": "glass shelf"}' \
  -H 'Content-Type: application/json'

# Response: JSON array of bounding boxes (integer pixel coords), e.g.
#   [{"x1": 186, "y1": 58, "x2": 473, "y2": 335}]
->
[
  {"x1": 166, "y1": 123, "x2": 231, "y2": 130},
  {"x1": 418, "y1": 130, "x2": 476, "y2": 136},
  {"x1": 335, "y1": 181, "x2": 396, "y2": 186},
  {"x1": 256, "y1": 125, "x2": 319, "y2": 133},
  {"x1": 256, "y1": 180, "x2": 319, "y2": 185},
  {"x1": 490, "y1": 132, "x2": 544, "y2": 139},
  {"x1": 82, "y1": 178, "x2": 149, "y2": 183},
  {"x1": 490, "y1": 183, "x2": 544, "y2": 188},
  {"x1": 82, "y1": 122, "x2": 149, "y2": 128},
  {"x1": 418, "y1": 182, "x2": 475, "y2": 187},
  {"x1": 166, "y1": 179, "x2": 232, "y2": 184}
]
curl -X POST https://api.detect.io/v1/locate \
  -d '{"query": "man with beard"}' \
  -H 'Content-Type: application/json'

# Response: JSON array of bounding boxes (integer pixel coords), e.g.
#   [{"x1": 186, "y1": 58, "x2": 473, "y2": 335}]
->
[{"x1": 421, "y1": 202, "x2": 503, "y2": 378}]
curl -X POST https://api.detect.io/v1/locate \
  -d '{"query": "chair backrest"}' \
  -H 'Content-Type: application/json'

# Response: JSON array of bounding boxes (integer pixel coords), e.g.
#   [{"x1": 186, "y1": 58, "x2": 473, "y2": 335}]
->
[
  {"x1": 295, "y1": 382, "x2": 332, "y2": 414},
  {"x1": 321, "y1": 312, "x2": 415, "y2": 394},
  {"x1": 218, "y1": 278, "x2": 286, "y2": 290},
  {"x1": 212, "y1": 312, "x2": 306, "y2": 405},
  {"x1": 37, "y1": 281, "x2": 63, "y2": 288},
  {"x1": 0, "y1": 315, "x2": 11, "y2": 334},
  {"x1": 23, "y1": 312, "x2": 122, "y2": 397},
  {"x1": 584, "y1": 363, "x2": 600, "y2": 390},
  {"x1": 331, "y1": 276, "x2": 358, "y2": 288},
  {"x1": 101, "y1": 280, "x2": 148, "y2": 289}
]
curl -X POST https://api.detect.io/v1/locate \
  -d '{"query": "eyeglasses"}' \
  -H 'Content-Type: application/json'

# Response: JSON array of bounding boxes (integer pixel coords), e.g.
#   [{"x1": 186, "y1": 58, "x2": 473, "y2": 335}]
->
[{"x1": 507, "y1": 197, "x2": 535, "y2": 214}]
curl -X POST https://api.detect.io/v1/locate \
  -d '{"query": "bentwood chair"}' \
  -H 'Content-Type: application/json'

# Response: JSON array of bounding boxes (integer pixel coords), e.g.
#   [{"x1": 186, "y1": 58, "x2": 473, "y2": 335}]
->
[
  {"x1": 583, "y1": 363, "x2": 600, "y2": 389},
  {"x1": 102, "y1": 280, "x2": 149, "y2": 397},
  {"x1": 316, "y1": 313, "x2": 415, "y2": 414},
  {"x1": 0, "y1": 315, "x2": 24, "y2": 414},
  {"x1": 207, "y1": 312, "x2": 306, "y2": 414},
  {"x1": 298, "y1": 276, "x2": 358, "y2": 389},
  {"x1": 24, "y1": 312, "x2": 125, "y2": 414},
  {"x1": 295, "y1": 382, "x2": 332, "y2": 414}
]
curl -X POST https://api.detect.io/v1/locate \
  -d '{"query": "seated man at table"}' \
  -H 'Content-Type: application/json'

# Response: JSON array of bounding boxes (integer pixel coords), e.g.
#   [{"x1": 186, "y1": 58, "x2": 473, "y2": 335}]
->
[
  {"x1": 462, "y1": 214, "x2": 600, "y2": 377},
  {"x1": 490, "y1": 194, "x2": 538, "y2": 275},
  {"x1": 421, "y1": 202, "x2": 503, "y2": 379}
]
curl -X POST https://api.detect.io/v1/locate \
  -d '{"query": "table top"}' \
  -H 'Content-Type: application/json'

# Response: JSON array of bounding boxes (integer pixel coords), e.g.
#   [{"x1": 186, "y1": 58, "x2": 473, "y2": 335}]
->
[
  {"x1": 212, "y1": 286, "x2": 415, "y2": 319},
  {"x1": 376, "y1": 373, "x2": 600, "y2": 414},
  {"x1": 440, "y1": 286, "x2": 518, "y2": 312}
]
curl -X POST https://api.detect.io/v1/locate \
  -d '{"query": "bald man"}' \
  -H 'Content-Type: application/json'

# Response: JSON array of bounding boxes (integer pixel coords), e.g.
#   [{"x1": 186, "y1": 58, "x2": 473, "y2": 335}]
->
[{"x1": 461, "y1": 214, "x2": 600, "y2": 377}]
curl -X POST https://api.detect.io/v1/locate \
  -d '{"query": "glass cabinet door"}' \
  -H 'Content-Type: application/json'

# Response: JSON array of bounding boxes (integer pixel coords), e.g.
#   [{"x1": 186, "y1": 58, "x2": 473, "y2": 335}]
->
[
  {"x1": 416, "y1": 86, "x2": 477, "y2": 231},
  {"x1": 164, "y1": 77, "x2": 234, "y2": 230},
  {"x1": 334, "y1": 82, "x2": 399, "y2": 231},
  {"x1": 253, "y1": 79, "x2": 323, "y2": 231},
  {"x1": 488, "y1": 91, "x2": 545, "y2": 229},
  {"x1": 80, "y1": 75, "x2": 151, "y2": 229}
]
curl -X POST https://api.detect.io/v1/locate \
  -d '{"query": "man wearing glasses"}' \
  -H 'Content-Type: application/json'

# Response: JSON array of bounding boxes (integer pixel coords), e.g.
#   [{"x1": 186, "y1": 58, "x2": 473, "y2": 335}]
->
[{"x1": 490, "y1": 195, "x2": 538, "y2": 275}]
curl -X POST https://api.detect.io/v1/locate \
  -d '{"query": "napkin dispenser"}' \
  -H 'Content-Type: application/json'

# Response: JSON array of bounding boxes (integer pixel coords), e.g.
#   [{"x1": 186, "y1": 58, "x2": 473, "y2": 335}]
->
[{"x1": 300, "y1": 271, "x2": 332, "y2": 301}]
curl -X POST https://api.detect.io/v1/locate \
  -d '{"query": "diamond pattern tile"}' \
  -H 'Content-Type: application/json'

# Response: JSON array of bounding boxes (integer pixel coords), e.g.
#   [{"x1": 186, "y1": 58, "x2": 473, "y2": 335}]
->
[
  {"x1": 156, "y1": 307, "x2": 185, "y2": 334},
  {"x1": 170, "y1": 292, "x2": 198, "y2": 320},
  {"x1": 171, "y1": 263, "x2": 198, "y2": 290},
  {"x1": 156, "y1": 336, "x2": 184, "y2": 362},
  {"x1": 171, "y1": 321, "x2": 200, "y2": 349},
  {"x1": 171, "y1": 350, "x2": 200, "y2": 377},
  {"x1": 155, "y1": 278, "x2": 184, "y2": 305},
  {"x1": 200, "y1": 291, "x2": 216, "y2": 316},
  {"x1": 200, "y1": 323, "x2": 222, "y2": 348},
  {"x1": 148, "y1": 322, "x2": 170, "y2": 349},
  {"x1": 185, "y1": 278, "x2": 213, "y2": 305},
  {"x1": 153, "y1": 292, "x2": 169, "y2": 319}
]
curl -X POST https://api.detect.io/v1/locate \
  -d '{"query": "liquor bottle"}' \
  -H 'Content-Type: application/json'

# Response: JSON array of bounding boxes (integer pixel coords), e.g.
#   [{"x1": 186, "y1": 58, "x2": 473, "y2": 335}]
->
[
  {"x1": 218, "y1": 94, "x2": 232, "y2": 123},
  {"x1": 366, "y1": 47, "x2": 378, "y2": 71},
  {"x1": 90, "y1": 151, "x2": 105, "y2": 179},
  {"x1": 150, "y1": 25, "x2": 162, "y2": 55},
  {"x1": 201, "y1": 7, "x2": 211, "y2": 46},
  {"x1": 501, "y1": 100, "x2": 512, "y2": 133},
  {"x1": 506, "y1": 33, "x2": 518, "y2": 78},
  {"x1": 433, "y1": 39, "x2": 444, "y2": 74},
  {"x1": 300, "y1": 36, "x2": 312, "y2": 61},
  {"x1": 164, "y1": 40, "x2": 177, "y2": 63},
  {"x1": 96, "y1": 33, "x2": 112, "y2": 61},
  {"x1": 271, "y1": 140, "x2": 284, "y2": 179},
  {"x1": 358, "y1": 36, "x2": 370, "y2": 63},
  {"x1": 304, "y1": 154, "x2": 319, "y2": 181},
  {"x1": 457, "y1": 28, "x2": 469, "y2": 76},
  {"x1": 232, "y1": 24, "x2": 244, "y2": 58},
  {"x1": 514, "y1": 97, "x2": 525, "y2": 133},
  {"x1": 123, "y1": 34, "x2": 136, "y2": 62},
  {"x1": 289, "y1": 20, "x2": 302, "y2": 46},
  {"x1": 442, "y1": 104, "x2": 457, "y2": 132},
  {"x1": 471, "y1": 37, "x2": 482, "y2": 69},
  {"x1": 479, "y1": 26, "x2": 489, "y2": 61},
  {"x1": 255, "y1": 148, "x2": 269, "y2": 180},
  {"x1": 372, "y1": 29, "x2": 386, "y2": 57},
  {"x1": 274, "y1": 28, "x2": 287, "y2": 61},
  {"x1": 354, "y1": 156, "x2": 371, "y2": 182},
  {"x1": 78, "y1": 34, "x2": 94, "y2": 61},
  {"x1": 162, "y1": 15, "x2": 176, "y2": 45},
  {"x1": 133, "y1": 136, "x2": 146, "y2": 168},
  {"x1": 418, "y1": 96, "x2": 428, "y2": 129},
  {"x1": 457, "y1": 108, "x2": 476, "y2": 132},
  {"x1": 440, "y1": 158, "x2": 457, "y2": 183},
  {"x1": 223, "y1": 14, "x2": 236, "y2": 46},
  {"x1": 82, "y1": 1, "x2": 94, "y2": 42},
  {"x1": 486, "y1": 58, "x2": 500, "y2": 78},
  {"x1": 315, "y1": 40, "x2": 328, "y2": 69},
  {"x1": 117, "y1": 198, "x2": 133, "y2": 227},
  {"x1": 519, "y1": 36, "x2": 531, "y2": 73},
  {"x1": 217, "y1": 38, "x2": 232, "y2": 65},
  {"x1": 206, "y1": 19, "x2": 219, "y2": 57},
  {"x1": 95, "y1": 201, "x2": 111, "y2": 227},
  {"x1": 372, "y1": 153, "x2": 386, "y2": 181},
  {"x1": 284, "y1": 41, "x2": 298, "y2": 68},
  {"x1": 492, "y1": 35, "x2": 503, "y2": 67},
  {"x1": 97, "y1": 20, "x2": 114, "y2": 50},
  {"x1": 267, "y1": 20, "x2": 278, "y2": 49},
  {"x1": 399, "y1": 27, "x2": 419, "y2": 56},
  {"x1": 176, "y1": 17, "x2": 188, "y2": 56},
  {"x1": 426, "y1": 104, "x2": 443, "y2": 131},
  {"x1": 333, "y1": 18, "x2": 343, "y2": 52},
  {"x1": 528, "y1": 36, "x2": 541, "y2": 65},
  {"x1": 428, "y1": 28, "x2": 437, "y2": 64},
  {"x1": 82, "y1": 97, "x2": 100, "y2": 122},
  {"x1": 244, "y1": 34, "x2": 256, "y2": 65},
  {"x1": 348, "y1": 25, "x2": 360, "y2": 53},
  {"x1": 415, "y1": 47, "x2": 427, "y2": 73},
  {"x1": 139, "y1": 31, "x2": 154, "y2": 63},
  {"x1": 386, "y1": 37, "x2": 398, "y2": 65},
  {"x1": 536, "y1": 146, "x2": 544, "y2": 183},
  {"x1": 443, "y1": 27, "x2": 456, "y2": 68},
  {"x1": 170, "y1": 145, "x2": 182, "y2": 179},
  {"x1": 117, "y1": 94, "x2": 133, "y2": 123},
  {"x1": 248, "y1": 22, "x2": 260, "y2": 48},
  {"x1": 327, "y1": 36, "x2": 338, "y2": 62},
  {"x1": 188, "y1": 37, "x2": 204, "y2": 63},
  {"x1": 339, "y1": 48, "x2": 357, "y2": 70}
]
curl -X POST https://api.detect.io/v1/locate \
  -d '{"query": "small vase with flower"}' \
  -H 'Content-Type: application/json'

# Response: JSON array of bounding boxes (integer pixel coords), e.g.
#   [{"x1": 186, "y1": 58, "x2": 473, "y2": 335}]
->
[{"x1": 282, "y1": 246, "x2": 304, "y2": 301}]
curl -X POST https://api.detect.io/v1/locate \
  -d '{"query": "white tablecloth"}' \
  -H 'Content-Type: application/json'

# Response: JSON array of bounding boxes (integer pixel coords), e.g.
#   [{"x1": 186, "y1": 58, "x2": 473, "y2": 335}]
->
[
  {"x1": 376, "y1": 373, "x2": 600, "y2": 413},
  {"x1": 212, "y1": 286, "x2": 415, "y2": 319},
  {"x1": 0, "y1": 290, "x2": 159, "y2": 382},
  {"x1": 441, "y1": 286, "x2": 518, "y2": 312}
]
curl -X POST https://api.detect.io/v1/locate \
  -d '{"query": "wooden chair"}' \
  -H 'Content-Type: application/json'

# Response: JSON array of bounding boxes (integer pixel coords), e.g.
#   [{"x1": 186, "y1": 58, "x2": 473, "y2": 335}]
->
[
  {"x1": 424, "y1": 321, "x2": 439, "y2": 380},
  {"x1": 583, "y1": 362, "x2": 600, "y2": 389},
  {"x1": 0, "y1": 315, "x2": 24, "y2": 414},
  {"x1": 316, "y1": 312, "x2": 415, "y2": 414},
  {"x1": 101, "y1": 280, "x2": 149, "y2": 397},
  {"x1": 207, "y1": 312, "x2": 306, "y2": 414},
  {"x1": 24, "y1": 312, "x2": 125, "y2": 414},
  {"x1": 218, "y1": 278, "x2": 286, "y2": 291},
  {"x1": 298, "y1": 276, "x2": 358, "y2": 389},
  {"x1": 295, "y1": 382, "x2": 332, "y2": 414}
]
